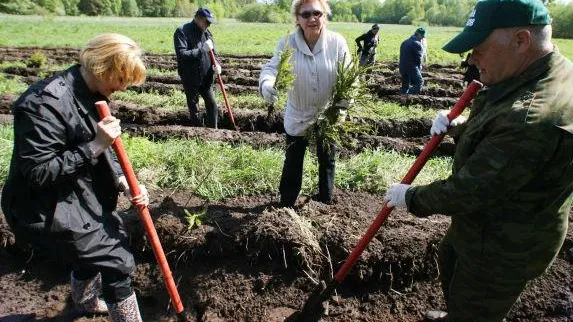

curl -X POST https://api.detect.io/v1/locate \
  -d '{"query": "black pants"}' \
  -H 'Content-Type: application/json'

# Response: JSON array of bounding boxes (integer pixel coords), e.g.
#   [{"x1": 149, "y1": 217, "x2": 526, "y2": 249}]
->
[
  {"x1": 279, "y1": 133, "x2": 336, "y2": 207},
  {"x1": 14, "y1": 211, "x2": 135, "y2": 304},
  {"x1": 184, "y1": 82, "x2": 218, "y2": 128}
]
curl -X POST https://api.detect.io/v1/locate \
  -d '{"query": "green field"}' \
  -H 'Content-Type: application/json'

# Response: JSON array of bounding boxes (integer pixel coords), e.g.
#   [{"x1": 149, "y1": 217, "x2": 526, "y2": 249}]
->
[{"x1": 1, "y1": 14, "x2": 573, "y2": 63}]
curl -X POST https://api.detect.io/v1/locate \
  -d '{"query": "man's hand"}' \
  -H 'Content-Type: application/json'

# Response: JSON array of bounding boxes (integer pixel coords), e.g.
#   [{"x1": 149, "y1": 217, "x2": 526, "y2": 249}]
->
[
  {"x1": 88, "y1": 116, "x2": 121, "y2": 157},
  {"x1": 214, "y1": 63, "x2": 222, "y2": 75},
  {"x1": 333, "y1": 98, "x2": 351, "y2": 110},
  {"x1": 201, "y1": 39, "x2": 214, "y2": 53},
  {"x1": 261, "y1": 81, "x2": 278, "y2": 104},
  {"x1": 430, "y1": 110, "x2": 467, "y2": 136},
  {"x1": 383, "y1": 183, "x2": 411, "y2": 208},
  {"x1": 124, "y1": 184, "x2": 149, "y2": 207}
]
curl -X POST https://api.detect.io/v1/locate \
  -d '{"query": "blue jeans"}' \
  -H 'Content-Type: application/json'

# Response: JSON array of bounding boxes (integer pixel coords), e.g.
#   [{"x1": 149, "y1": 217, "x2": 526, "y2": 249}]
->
[
  {"x1": 399, "y1": 66, "x2": 423, "y2": 94},
  {"x1": 359, "y1": 52, "x2": 375, "y2": 67}
]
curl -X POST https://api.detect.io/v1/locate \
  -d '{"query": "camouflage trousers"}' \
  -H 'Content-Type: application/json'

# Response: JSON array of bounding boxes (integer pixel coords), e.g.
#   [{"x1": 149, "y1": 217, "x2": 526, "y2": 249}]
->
[{"x1": 438, "y1": 228, "x2": 528, "y2": 322}]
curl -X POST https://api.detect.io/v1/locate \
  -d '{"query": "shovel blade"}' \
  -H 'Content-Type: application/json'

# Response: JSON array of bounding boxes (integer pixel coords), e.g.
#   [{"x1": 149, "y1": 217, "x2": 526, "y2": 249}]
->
[{"x1": 286, "y1": 280, "x2": 337, "y2": 322}]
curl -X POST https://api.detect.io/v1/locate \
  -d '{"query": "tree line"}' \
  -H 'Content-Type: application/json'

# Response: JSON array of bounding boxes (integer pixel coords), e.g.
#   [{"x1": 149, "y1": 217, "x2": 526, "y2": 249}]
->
[{"x1": 1, "y1": 0, "x2": 572, "y2": 38}]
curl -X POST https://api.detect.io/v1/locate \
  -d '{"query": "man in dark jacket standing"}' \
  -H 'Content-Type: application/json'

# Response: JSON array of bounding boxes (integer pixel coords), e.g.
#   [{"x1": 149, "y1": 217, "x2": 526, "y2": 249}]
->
[
  {"x1": 355, "y1": 24, "x2": 380, "y2": 67},
  {"x1": 1, "y1": 33, "x2": 149, "y2": 321},
  {"x1": 174, "y1": 7, "x2": 222, "y2": 128},
  {"x1": 385, "y1": 0, "x2": 573, "y2": 321},
  {"x1": 399, "y1": 27, "x2": 425, "y2": 94}
]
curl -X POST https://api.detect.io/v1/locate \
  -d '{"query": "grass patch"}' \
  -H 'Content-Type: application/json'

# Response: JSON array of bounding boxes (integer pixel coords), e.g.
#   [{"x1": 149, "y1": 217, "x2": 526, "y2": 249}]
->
[
  {"x1": 0, "y1": 124, "x2": 452, "y2": 201},
  {"x1": 219, "y1": 92, "x2": 266, "y2": 111},
  {"x1": 112, "y1": 90, "x2": 266, "y2": 112},
  {"x1": 356, "y1": 100, "x2": 437, "y2": 120},
  {"x1": 0, "y1": 73, "x2": 28, "y2": 95},
  {"x1": 112, "y1": 89, "x2": 186, "y2": 110},
  {"x1": 147, "y1": 68, "x2": 179, "y2": 77},
  {"x1": 0, "y1": 125, "x2": 14, "y2": 180},
  {"x1": 112, "y1": 89, "x2": 438, "y2": 121},
  {"x1": 337, "y1": 149, "x2": 451, "y2": 193},
  {"x1": 123, "y1": 133, "x2": 451, "y2": 200},
  {"x1": 2, "y1": 15, "x2": 572, "y2": 62},
  {"x1": 122, "y1": 135, "x2": 285, "y2": 200}
]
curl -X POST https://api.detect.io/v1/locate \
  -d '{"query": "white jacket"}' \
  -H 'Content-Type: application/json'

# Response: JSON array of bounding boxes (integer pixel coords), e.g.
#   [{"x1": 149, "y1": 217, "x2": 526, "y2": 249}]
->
[{"x1": 259, "y1": 28, "x2": 350, "y2": 136}]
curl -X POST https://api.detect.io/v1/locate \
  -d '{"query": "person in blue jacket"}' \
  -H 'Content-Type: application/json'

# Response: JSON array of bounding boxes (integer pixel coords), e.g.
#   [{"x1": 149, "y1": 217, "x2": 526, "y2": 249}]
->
[{"x1": 399, "y1": 27, "x2": 425, "y2": 94}]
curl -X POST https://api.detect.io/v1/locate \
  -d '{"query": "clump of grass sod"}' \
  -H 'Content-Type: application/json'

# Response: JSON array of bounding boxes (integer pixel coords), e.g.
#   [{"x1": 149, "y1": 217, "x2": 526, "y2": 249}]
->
[{"x1": 268, "y1": 34, "x2": 295, "y2": 117}]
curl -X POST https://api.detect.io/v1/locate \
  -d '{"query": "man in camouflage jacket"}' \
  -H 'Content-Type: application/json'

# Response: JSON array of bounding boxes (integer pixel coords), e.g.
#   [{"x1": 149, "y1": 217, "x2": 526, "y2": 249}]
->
[{"x1": 384, "y1": 0, "x2": 573, "y2": 321}]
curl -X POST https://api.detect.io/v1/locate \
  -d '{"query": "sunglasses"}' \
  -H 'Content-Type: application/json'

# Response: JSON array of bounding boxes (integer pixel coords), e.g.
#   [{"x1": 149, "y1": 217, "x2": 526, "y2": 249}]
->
[{"x1": 299, "y1": 10, "x2": 323, "y2": 19}]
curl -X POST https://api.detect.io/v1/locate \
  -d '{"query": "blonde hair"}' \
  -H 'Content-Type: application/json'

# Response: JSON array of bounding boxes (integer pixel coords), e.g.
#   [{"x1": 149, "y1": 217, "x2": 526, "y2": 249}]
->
[
  {"x1": 79, "y1": 33, "x2": 146, "y2": 87},
  {"x1": 291, "y1": 0, "x2": 331, "y2": 20}
]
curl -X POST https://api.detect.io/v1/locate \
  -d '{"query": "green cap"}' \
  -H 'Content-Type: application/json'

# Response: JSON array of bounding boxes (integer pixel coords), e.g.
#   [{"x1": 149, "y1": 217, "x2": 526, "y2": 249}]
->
[
  {"x1": 416, "y1": 27, "x2": 426, "y2": 37},
  {"x1": 442, "y1": 0, "x2": 552, "y2": 54}
]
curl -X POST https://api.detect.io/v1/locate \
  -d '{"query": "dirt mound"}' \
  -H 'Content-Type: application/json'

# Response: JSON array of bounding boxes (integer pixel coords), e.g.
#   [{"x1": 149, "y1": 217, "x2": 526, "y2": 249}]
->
[{"x1": 1, "y1": 188, "x2": 572, "y2": 321}]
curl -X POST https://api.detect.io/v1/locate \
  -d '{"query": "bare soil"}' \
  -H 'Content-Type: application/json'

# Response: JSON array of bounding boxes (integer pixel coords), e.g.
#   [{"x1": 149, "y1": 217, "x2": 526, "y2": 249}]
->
[{"x1": 0, "y1": 46, "x2": 571, "y2": 322}]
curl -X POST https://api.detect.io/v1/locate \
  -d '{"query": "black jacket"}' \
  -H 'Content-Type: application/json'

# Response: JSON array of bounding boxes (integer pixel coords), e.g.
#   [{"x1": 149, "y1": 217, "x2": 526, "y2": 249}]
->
[
  {"x1": 355, "y1": 30, "x2": 379, "y2": 56},
  {"x1": 1, "y1": 65, "x2": 123, "y2": 239},
  {"x1": 174, "y1": 20, "x2": 217, "y2": 87}
]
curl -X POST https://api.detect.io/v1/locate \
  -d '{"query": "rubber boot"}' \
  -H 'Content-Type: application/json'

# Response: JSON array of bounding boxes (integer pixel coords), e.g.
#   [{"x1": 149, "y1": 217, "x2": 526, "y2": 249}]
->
[
  {"x1": 70, "y1": 272, "x2": 108, "y2": 314},
  {"x1": 107, "y1": 292, "x2": 143, "y2": 322},
  {"x1": 424, "y1": 310, "x2": 448, "y2": 322}
]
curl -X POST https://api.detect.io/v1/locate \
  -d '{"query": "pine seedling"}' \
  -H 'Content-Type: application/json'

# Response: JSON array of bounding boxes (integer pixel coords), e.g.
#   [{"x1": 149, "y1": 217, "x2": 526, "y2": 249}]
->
[
  {"x1": 312, "y1": 52, "x2": 372, "y2": 149},
  {"x1": 184, "y1": 208, "x2": 206, "y2": 230},
  {"x1": 268, "y1": 34, "x2": 295, "y2": 116}
]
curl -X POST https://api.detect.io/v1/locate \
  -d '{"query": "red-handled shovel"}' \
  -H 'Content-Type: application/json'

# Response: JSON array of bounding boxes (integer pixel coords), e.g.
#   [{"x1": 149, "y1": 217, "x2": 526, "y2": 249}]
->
[
  {"x1": 209, "y1": 50, "x2": 239, "y2": 131},
  {"x1": 95, "y1": 101, "x2": 184, "y2": 315},
  {"x1": 291, "y1": 80, "x2": 483, "y2": 321}
]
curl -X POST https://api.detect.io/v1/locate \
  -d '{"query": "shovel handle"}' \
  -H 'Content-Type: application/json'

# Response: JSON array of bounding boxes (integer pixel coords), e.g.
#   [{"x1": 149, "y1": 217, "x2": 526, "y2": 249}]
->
[
  {"x1": 333, "y1": 80, "x2": 483, "y2": 283},
  {"x1": 95, "y1": 101, "x2": 184, "y2": 314},
  {"x1": 209, "y1": 50, "x2": 239, "y2": 131}
]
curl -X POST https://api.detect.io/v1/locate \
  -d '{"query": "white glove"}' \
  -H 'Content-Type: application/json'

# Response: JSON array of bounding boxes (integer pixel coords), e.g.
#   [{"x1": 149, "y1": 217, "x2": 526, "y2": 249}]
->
[
  {"x1": 201, "y1": 39, "x2": 214, "y2": 53},
  {"x1": 430, "y1": 110, "x2": 467, "y2": 136},
  {"x1": 383, "y1": 183, "x2": 411, "y2": 208},
  {"x1": 124, "y1": 184, "x2": 149, "y2": 207},
  {"x1": 261, "y1": 81, "x2": 278, "y2": 104},
  {"x1": 337, "y1": 109, "x2": 347, "y2": 124},
  {"x1": 214, "y1": 64, "x2": 222, "y2": 75}
]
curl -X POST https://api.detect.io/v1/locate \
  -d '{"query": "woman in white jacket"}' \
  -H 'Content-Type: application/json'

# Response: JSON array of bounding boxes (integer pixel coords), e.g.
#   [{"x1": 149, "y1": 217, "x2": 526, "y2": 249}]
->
[{"x1": 259, "y1": 0, "x2": 350, "y2": 207}]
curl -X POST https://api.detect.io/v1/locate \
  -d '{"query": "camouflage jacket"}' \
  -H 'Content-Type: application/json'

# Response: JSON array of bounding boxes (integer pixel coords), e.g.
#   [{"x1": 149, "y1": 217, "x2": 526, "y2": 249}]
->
[{"x1": 405, "y1": 51, "x2": 573, "y2": 280}]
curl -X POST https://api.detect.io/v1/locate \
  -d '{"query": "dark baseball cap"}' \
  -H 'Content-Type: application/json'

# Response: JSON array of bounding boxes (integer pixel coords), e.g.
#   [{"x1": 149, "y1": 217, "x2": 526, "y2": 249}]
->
[
  {"x1": 196, "y1": 7, "x2": 215, "y2": 23},
  {"x1": 416, "y1": 27, "x2": 426, "y2": 37},
  {"x1": 372, "y1": 24, "x2": 380, "y2": 30},
  {"x1": 443, "y1": 0, "x2": 552, "y2": 54}
]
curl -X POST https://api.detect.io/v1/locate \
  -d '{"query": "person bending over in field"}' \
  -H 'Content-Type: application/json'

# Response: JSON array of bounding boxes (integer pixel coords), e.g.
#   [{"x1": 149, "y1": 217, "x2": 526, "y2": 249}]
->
[{"x1": 1, "y1": 33, "x2": 149, "y2": 321}]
